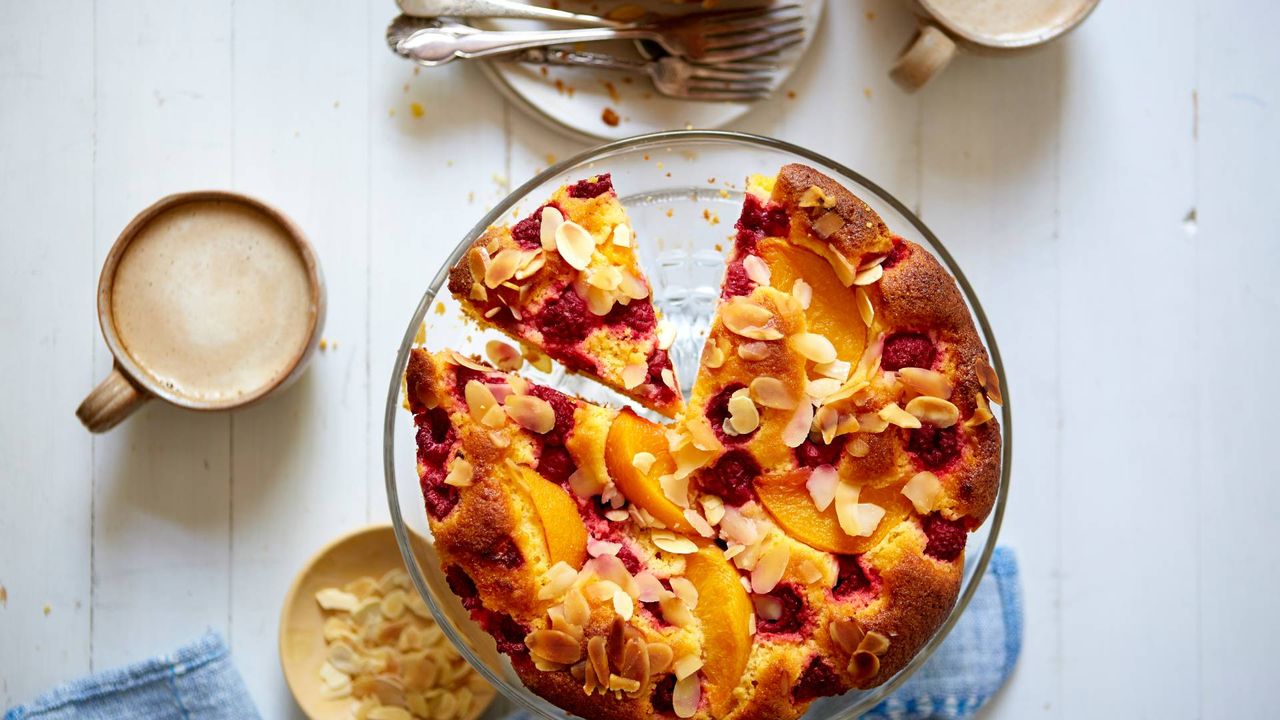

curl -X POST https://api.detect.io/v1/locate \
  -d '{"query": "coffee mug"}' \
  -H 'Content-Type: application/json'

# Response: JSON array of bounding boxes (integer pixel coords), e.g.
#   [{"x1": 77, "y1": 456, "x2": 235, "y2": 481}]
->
[
  {"x1": 76, "y1": 191, "x2": 326, "y2": 432},
  {"x1": 890, "y1": 0, "x2": 1100, "y2": 91}
]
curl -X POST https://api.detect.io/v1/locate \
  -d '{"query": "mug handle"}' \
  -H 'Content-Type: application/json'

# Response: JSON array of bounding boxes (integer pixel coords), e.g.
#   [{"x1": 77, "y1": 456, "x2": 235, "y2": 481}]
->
[
  {"x1": 890, "y1": 24, "x2": 957, "y2": 92},
  {"x1": 76, "y1": 364, "x2": 148, "y2": 433}
]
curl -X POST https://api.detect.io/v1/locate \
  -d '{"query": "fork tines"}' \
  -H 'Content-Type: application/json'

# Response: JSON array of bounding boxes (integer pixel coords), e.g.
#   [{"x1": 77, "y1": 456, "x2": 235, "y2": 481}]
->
[{"x1": 691, "y1": 4, "x2": 806, "y2": 65}]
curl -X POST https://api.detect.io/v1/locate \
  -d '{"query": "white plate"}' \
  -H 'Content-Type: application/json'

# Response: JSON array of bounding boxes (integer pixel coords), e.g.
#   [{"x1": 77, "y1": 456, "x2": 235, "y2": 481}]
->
[{"x1": 479, "y1": 0, "x2": 825, "y2": 142}]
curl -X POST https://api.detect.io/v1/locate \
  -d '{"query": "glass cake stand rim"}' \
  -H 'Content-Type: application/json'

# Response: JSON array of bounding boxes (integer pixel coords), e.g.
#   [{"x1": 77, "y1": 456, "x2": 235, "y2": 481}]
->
[{"x1": 383, "y1": 129, "x2": 1012, "y2": 719}]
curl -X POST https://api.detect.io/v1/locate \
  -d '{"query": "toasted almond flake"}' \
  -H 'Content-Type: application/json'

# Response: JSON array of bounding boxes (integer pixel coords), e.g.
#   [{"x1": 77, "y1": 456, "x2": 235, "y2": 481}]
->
[
  {"x1": 584, "y1": 284, "x2": 616, "y2": 316},
  {"x1": 684, "y1": 509, "x2": 716, "y2": 538},
  {"x1": 538, "y1": 561, "x2": 578, "y2": 600},
  {"x1": 782, "y1": 402, "x2": 815, "y2": 448},
  {"x1": 612, "y1": 223, "x2": 632, "y2": 247},
  {"x1": 667, "y1": 577, "x2": 698, "y2": 610},
  {"x1": 699, "y1": 495, "x2": 725, "y2": 526},
  {"x1": 851, "y1": 651, "x2": 881, "y2": 681},
  {"x1": 813, "y1": 211, "x2": 844, "y2": 238},
  {"x1": 977, "y1": 360, "x2": 1003, "y2": 405},
  {"x1": 326, "y1": 641, "x2": 363, "y2": 674},
  {"x1": 792, "y1": 333, "x2": 838, "y2": 364},
  {"x1": 368, "y1": 707, "x2": 412, "y2": 720},
  {"x1": 902, "y1": 471, "x2": 943, "y2": 514},
  {"x1": 852, "y1": 263, "x2": 884, "y2": 286},
  {"x1": 316, "y1": 588, "x2": 358, "y2": 612},
  {"x1": 704, "y1": 343, "x2": 725, "y2": 368},
  {"x1": 806, "y1": 377, "x2": 843, "y2": 400},
  {"x1": 568, "y1": 467, "x2": 604, "y2": 498},
  {"x1": 719, "y1": 507, "x2": 760, "y2": 547},
  {"x1": 727, "y1": 394, "x2": 760, "y2": 434},
  {"x1": 515, "y1": 250, "x2": 546, "y2": 281},
  {"x1": 483, "y1": 340, "x2": 522, "y2": 371},
  {"x1": 878, "y1": 402, "x2": 922, "y2": 429},
  {"x1": 806, "y1": 465, "x2": 839, "y2": 511},
  {"x1": 835, "y1": 481, "x2": 862, "y2": 536},
  {"x1": 621, "y1": 363, "x2": 647, "y2": 390},
  {"x1": 588, "y1": 539, "x2": 623, "y2": 558},
  {"x1": 727, "y1": 299, "x2": 773, "y2": 338},
  {"x1": 608, "y1": 675, "x2": 642, "y2": 694},
  {"x1": 743, "y1": 255, "x2": 772, "y2": 286},
  {"x1": 814, "y1": 405, "x2": 840, "y2": 444},
  {"x1": 967, "y1": 391, "x2": 995, "y2": 428},
  {"x1": 319, "y1": 661, "x2": 350, "y2": 690},
  {"x1": 484, "y1": 248, "x2": 523, "y2": 288},
  {"x1": 585, "y1": 579, "x2": 624, "y2": 604},
  {"x1": 657, "y1": 319, "x2": 676, "y2": 350},
  {"x1": 852, "y1": 336, "x2": 883, "y2": 381},
  {"x1": 587, "y1": 264, "x2": 623, "y2": 291},
  {"x1": 564, "y1": 587, "x2": 591, "y2": 627},
  {"x1": 673, "y1": 655, "x2": 703, "y2": 681},
  {"x1": 737, "y1": 342, "x2": 771, "y2": 361},
  {"x1": 652, "y1": 530, "x2": 698, "y2": 555},
  {"x1": 660, "y1": 596, "x2": 695, "y2": 627},
  {"x1": 686, "y1": 418, "x2": 721, "y2": 453},
  {"x1": 647, "y1": 643, "x2": 674, "y2": 674},
  {"x1": 662, "y1": 368, "x2": 678, "y2": 391},
  {"x1": 613, "y1": 589, "x2": 635, "y2": 621},
  {"x1": 898, "y1": 367, "x2": 953, "y2": 399},
  {"x1": 784, "y1": 278, "x2": 811, "y2": 311},
  {"x1": 672, "y1": 674, "x2": 701, "y2": 718},
  {"x1": 555, "y1": 220, "x2": 595, "y2": 270},
  {"x1": 618, "y1": 271, "x2": 650, "y2": 300},
  {"x1": 586, "y1": 635, "x2": 610, "y2": 684},
  {"x1": 504, "y1": 395, "x2": 556, "y2": 434},
  {"x1": 625, "y1": 450, "x2": 653, "y2": 475},
  {"x1": 846, "y1": 436, "x2": 872, "y2": 457},
  {"x1": 464, "y1": 380, "x2": 497, "y2": 422},
  {"x1": 829, "y1": 619, "x2": 866, "y2": 655},
  {"x1": 538, "y1": 207, "x2": 563, "y2": 250},
  {"x1": 850, "y1": 288, "x2": 874, "y2": 329},
  {"x1": 752, "y1": 593, "x2": 784, "y2": 621},
  {"x1": 859, "y1": 630, "x2": 891, "y2": 656},
  {"x1": 659, "y1": 474, "x2": 690, "y2": 508},
  {"x1": 814, "y1": 361, "x2": 849, "y2": 384},
  {"x1": 796, "y1": 559, "x2": 824, "y2": 585},
  {"x1": 905, "y1": 396, "x2": 960, "y2": 428},
  {"x1": 751, "y1": 539, "x2": 790, "y2": 594},
  {"x1": 750, "y1": 376, "x2": 797, "y2": 410},
  {"x1": 799, "y1": 185, "x2": 835, "y2": 209},
  {"x1": 444, "y1": 457, "x2": 474, "y2": 487}
]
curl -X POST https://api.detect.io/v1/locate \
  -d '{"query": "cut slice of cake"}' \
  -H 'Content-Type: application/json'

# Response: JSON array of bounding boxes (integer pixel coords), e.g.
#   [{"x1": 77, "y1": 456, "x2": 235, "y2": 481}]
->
[{"x1": 446, "y1": 174, "x2": 682, "y2": 417}]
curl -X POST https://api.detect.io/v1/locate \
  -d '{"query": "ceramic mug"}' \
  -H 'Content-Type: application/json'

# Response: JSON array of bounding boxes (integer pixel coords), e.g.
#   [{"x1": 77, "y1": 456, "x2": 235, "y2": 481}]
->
[
  {"x1": 76, "y1": 191, "x2": 326, "y2": 433},
  {"x1": 890, "y1": 0, "x2": 1100, "y2": 91}
]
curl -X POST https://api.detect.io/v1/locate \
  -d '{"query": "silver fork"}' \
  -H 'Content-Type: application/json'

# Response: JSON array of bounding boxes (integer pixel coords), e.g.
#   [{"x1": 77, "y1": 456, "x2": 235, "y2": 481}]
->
[
  {"x1": 510, "y1": 47, "x2": 775, "y2": 102},
  {"x1": 390, "y1": 5, "x2": 805, "y2": 66}
]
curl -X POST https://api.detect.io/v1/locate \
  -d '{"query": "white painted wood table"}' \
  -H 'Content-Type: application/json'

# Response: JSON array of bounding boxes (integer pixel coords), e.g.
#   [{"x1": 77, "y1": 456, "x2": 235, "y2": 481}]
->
[{"x1": 2, "y1": 0, "x2": 1277, "y2": 717}]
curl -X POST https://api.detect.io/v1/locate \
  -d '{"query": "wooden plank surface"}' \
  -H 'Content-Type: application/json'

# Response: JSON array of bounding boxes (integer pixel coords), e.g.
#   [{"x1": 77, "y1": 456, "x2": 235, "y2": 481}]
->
[{"x1": 2, "y1": 0, "x2": 1279, "y2": 717}]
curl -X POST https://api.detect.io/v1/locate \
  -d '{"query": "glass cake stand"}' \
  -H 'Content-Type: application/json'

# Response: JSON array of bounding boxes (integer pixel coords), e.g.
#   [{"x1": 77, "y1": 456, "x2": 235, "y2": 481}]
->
[{"x1": 384, "y1": 130, "x2": 1011, "y2": 719}]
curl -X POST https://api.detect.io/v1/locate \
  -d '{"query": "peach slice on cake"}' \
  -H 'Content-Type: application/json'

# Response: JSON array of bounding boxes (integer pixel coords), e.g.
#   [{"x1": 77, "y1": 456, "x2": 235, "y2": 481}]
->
[
  {"x1": 516, "y1": 464, "x2": 589, "y2": 569},
  {"x1": 755, "y1": 470, "x2": 912, "y2": 555},
  {"x1": 604, "y1": 408, "x2": 695, "y2": 534},
  {"x1": 684, "y1": 545, "x2": 753, "y2": 717},
  {"x1": 445, "y1": 175, "x2": 682, "y2": 417}
]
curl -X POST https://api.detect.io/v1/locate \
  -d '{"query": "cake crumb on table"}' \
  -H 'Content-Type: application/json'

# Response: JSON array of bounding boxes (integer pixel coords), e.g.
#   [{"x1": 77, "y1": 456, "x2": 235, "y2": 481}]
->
[
  {"x1": 602, "y1": 107, "x2": 620, "y2": 126},
  {"x1": 410, "y1": 102, "x2": 425, "y2": 118},
  {"x1": 42, "y1": 603, "x2": 50, "y2": 616},
  {"x1": 0, "y1": 584, "x2": 7, "y2": 607}
]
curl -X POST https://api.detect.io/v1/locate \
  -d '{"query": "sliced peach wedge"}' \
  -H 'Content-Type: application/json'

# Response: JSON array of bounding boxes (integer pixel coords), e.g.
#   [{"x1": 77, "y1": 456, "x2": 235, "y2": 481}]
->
[
  {"x1": 684, "y1": 545, "x2": 753, "y2": 717},
  {"x1": 759, "y1": 238, "x2": 867, "y2": 363},
  {"x1": 755, "y1": 470, "x2": 911, "y2": 555},
  {"x1": 516, "y1": 465, "x2": 589, "y2": 570},
  {"x1": 603, "y1": 408, "x2": 694, "y2": 534}
]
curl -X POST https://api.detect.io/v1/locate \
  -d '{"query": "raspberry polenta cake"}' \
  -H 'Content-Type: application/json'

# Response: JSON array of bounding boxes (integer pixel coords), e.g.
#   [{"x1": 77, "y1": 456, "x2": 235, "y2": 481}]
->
[
  {"x1": 446, "y1": 174, "x2": 682, "y2": 417},
  {"x1": 404, "y1": 165, "x2": 1001, "y2": 720}
]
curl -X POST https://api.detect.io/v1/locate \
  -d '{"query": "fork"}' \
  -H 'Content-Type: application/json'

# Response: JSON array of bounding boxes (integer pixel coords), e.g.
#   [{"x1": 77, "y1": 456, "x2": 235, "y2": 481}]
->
[
  {"x1": 511, "y1": 47, "x2": 775, "y2": 102},
  {"x1": 391, "y1": 5, "x2": 806, "y2": 66}
]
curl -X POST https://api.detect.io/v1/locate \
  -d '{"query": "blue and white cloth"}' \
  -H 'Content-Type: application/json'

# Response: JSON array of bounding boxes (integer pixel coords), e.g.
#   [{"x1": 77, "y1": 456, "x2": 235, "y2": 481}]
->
[
  {"x1": 3, "y1": 633, "x2": 259, "y2": 720},
  {"x1": 4, "y1": 548, "x2": 1020, "y2": 720}
]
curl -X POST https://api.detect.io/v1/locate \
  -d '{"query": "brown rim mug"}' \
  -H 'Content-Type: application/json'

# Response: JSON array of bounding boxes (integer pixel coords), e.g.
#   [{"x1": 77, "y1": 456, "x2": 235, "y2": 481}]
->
[
  {"x1": 76, "y1": 191, "x2": 326, "y2": 433},
  {"x1": 890, "y1": 0, "x2": 1101, "y2": 91}
]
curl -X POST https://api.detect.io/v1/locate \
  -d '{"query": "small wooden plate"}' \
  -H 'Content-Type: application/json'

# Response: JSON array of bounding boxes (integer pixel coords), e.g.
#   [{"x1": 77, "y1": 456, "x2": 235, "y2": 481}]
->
[{"x1": 278, "y1": 524, "x2": 496, "y2": 720}]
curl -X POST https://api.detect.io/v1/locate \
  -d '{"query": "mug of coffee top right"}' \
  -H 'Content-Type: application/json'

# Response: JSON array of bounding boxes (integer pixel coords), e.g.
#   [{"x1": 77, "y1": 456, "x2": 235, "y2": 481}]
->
[{"x1": 890, "y1": 0, "x2": 1100, "y2": 91}]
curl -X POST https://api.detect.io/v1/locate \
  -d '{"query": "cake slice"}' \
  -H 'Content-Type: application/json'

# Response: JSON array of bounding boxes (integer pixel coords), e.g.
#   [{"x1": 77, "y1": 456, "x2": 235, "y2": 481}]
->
[{"x1": 446, "y1": 174, "x2": 682, "y2": 417}]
